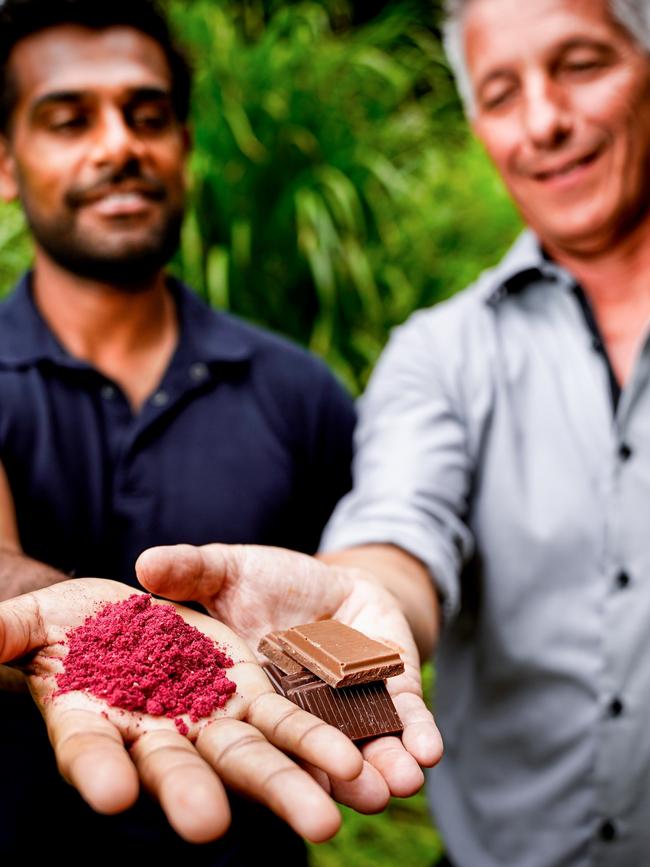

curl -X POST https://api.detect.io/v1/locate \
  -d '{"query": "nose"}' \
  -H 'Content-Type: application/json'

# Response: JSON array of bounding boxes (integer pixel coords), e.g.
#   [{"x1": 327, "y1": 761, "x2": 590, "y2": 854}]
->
[
  {"x1": 522, "y1": 74, "x2": 572, "y2": 150},
  {"x1": 89, "y1": 106, "x2": 144, "y2": 168}
]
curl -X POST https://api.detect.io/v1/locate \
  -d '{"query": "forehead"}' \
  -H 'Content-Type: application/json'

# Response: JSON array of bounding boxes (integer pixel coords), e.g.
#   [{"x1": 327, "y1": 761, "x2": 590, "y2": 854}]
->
[
  {"x1": 464, "y1": 0, "x2": 635, "y2": 77},
  {"x1": 8, "y1": 25, "x2": 172, "y2": 105}
]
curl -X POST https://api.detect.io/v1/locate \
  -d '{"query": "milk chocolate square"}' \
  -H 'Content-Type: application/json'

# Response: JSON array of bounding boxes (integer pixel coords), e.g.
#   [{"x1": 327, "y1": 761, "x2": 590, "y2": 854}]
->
[{"x1": 277, "y1": 621, "x2": 404, "y2": 688}]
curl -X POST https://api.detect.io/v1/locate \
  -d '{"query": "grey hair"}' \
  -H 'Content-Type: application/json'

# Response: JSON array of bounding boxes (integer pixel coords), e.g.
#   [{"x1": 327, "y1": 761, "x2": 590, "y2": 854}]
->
[{"x1": 442, "y1": 0, "x2": 650, "y2": 117}]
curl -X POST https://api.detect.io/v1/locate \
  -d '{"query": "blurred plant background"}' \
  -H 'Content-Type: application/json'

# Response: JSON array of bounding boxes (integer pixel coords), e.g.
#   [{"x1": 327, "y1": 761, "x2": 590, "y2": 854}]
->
[
  {"x1": 0, "y1": 1, "x2": 522, "y2": 862},
  {"x1": 0, "y1": 0, "x2": 520, "y2": 394}
]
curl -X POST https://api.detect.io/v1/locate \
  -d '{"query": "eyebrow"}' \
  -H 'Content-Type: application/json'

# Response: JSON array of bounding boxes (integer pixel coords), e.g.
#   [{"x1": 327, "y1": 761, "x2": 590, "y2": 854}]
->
[{"x1": 30, "y1": 86, "x2": 172, "y2": 114}]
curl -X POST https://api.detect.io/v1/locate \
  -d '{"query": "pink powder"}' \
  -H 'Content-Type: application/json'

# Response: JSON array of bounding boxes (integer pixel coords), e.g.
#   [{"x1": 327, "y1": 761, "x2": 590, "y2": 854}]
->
[{"x1": 56, "y1": 594, "x2": 236, "y2": 729}]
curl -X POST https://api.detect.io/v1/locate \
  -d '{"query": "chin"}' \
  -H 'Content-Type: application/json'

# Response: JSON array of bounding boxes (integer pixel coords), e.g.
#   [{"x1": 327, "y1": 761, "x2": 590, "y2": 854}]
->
[{"x1": 540, "y1": 221, "x2": 618, "y2": 256}]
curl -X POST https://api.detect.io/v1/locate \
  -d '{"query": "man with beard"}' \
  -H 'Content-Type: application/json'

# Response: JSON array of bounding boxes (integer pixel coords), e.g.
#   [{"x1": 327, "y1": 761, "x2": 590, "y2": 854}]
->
[{"x1": 0, "y1": 0, "x2": 420, "y2": 861}]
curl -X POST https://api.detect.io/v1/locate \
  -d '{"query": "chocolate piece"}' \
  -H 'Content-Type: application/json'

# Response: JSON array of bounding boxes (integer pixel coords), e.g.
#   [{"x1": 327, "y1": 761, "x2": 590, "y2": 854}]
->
[
  {"x1": 263, "y1": 663, "x2": 403, "y2": 741},
  {"x1": 277, "y1": 621, "x2": 404, "y2": 688},
  {"x1": 258, "y1": 632, "x2": 307, "y2": 675}
]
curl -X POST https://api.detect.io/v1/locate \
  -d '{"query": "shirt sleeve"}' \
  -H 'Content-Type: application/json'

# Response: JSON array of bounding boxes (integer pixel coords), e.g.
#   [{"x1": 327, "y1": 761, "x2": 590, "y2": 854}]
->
[{"x1": 320, "y1": 310, "x2": 475, "y2": 620}]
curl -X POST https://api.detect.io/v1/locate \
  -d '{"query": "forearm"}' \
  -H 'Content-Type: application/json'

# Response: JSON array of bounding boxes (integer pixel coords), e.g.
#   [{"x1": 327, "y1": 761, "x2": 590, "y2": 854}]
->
[
  {"x1": 0, "y1": 545, "x2": 69, "y2": 602},
  {"x1": 318, "y1": 543, "x2": 440, "y2": 661}
]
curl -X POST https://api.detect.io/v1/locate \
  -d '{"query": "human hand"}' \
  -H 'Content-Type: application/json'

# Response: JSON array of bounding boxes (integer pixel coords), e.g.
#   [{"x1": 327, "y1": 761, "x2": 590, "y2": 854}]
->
[
  {"x1": 0, "y1": 578, "x2": 364, "y2": 843},
  {"x1": 136, "y1": 544, "x2": 443, "y2": 811}
]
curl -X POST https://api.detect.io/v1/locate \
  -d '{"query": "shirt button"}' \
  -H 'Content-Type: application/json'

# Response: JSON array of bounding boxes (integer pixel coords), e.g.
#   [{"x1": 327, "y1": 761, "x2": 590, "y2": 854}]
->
[
  {"x1": 189, "y1": 362, "x2": 209, "y2": 382},
  {"x1": 609, "y1": 698, "x2": 624, "y2": 718},
  {"x1": 600, "y1": 820, "x2": 617, "y2": 842},
  {"x1": 151, "y1": 390, "x2": 169, "y2": 407},
  {"x1": 616, "y1": 571, "x2": 630, "y2": 589},
  {"x1": 619, "y1": 443, "x2": 633, "y2": 461},
  {"x1": 100, "y1": 384, "x2": 116, "y2": 400}
]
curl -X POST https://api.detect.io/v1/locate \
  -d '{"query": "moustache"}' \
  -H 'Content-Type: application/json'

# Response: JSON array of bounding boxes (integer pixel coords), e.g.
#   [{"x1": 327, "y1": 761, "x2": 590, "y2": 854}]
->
[{"x1": 65, "y1": 165, "x2": 167, "y2": 208}]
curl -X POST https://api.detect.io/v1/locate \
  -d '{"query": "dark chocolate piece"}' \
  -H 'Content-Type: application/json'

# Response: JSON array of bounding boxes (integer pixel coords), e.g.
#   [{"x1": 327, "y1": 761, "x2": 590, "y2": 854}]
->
[
  {"x1": 263, "y1": 663, "x2": 403, "y2": 741},
  {"x1": 258, "y1": 632, "x2": 307, "y2": 675},
  {"x1": 277, "y1": 621, "x2": 404, "y2": 688}
]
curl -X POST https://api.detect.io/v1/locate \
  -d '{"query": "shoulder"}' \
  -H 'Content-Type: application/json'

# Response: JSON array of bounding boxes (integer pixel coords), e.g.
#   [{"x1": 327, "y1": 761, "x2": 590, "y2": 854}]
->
[
  {"x1": 219, "y1": 310, "x2": 340, "y2": 391},
  {"x1": 373, "y1": 271, "x2": 499, "y2": 395},
  {"x1": 187, "y1": 297, "x2": 355, "y2": 446},
  {"x1": 213, "y1": 310, "x2": 353, "y2": 426},
  {"x1": 373, "y1": 229, "x2": 547, "y2": 399},
  {"x1": 179, "y1": 283, "x2": 342, "y2": 396}
]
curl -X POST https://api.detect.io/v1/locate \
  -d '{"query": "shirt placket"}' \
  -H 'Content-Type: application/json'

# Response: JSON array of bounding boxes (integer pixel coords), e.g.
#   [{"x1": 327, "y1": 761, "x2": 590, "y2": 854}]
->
[{"x1": 591, "y1": 331, "x2": 650, "y2": 865}]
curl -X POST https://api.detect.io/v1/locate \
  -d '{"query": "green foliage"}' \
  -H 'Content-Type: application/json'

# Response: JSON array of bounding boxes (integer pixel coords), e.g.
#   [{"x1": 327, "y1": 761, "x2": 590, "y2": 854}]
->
[
  {"x1": 0, "y1": 202, "x2": 30, "y2": 295},
  {"x1": 310, "y1": 794, "x2": 443, "y2": 867},
  {"x1": 169, "y1": 0, "x2": 521, "y2": 391}
]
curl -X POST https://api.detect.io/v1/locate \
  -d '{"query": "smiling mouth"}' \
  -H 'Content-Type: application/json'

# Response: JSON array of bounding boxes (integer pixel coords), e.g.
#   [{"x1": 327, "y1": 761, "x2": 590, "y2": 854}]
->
[
  {"x1": 79, "y1": 188, "x2": 164, "y2": 218},
  {"x1": 533, "y1": 148, "x2": 602, "y2": 182}
]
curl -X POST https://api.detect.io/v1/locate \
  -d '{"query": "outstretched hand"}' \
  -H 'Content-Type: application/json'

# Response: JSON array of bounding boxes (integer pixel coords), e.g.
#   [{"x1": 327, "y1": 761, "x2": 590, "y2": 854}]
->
[
  {"x1": 0, "y1": 578, "x2": 364, "y2": 843},
  {"x1": 136, "y1": 544, "x2": 443, "y2": 810}
]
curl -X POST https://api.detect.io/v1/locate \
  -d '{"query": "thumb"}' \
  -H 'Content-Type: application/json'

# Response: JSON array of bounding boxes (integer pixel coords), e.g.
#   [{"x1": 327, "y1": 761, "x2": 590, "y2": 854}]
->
[
  {"x1": 0, "y1": 593, "x2": 48, "y2": 663},
  {"x1": 135, "y1": 543, "x2": 234, "y2": 602}
]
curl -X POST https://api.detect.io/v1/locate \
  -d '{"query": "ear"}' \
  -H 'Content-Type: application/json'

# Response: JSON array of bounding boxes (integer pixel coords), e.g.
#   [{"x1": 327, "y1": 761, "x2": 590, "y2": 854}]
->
[{"x1": 0, "y1": 135, "x2": 19, "y2": 202}]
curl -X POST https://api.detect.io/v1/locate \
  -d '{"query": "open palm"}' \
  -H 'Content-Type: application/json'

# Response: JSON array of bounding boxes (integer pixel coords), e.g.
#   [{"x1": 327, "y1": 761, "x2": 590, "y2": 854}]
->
[
  {"x1": 0, "y1": 577, "x2": 364, "y2": 843},
  {"x1": 136, "y1": 543, "x2": 443, "y2": 810}
]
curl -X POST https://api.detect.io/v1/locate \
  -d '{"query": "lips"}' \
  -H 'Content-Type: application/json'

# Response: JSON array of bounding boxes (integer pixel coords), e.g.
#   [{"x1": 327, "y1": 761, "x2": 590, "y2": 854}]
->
[
  {"x1": 68, "y1": 179, "x2": 165, "y2": 209},
  {"x1": 532, "y1": 146, "x2": 602, "y2": 182},
  {"x1": 86, "y1": 191, "x2": 160, "y2": 217}
]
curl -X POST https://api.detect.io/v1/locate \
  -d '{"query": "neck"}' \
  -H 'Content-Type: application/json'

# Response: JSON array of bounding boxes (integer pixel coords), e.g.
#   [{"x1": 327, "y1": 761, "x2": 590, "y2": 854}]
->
[
  {"x1": 543, "y1": 216, "x2": 650, "y2": 388},
  {"x1": 542, "y1": 216, "x2": 650, "y2": 303},
  {"x1": 32, "y1": 249, "x2": 179, "y2": 411}
]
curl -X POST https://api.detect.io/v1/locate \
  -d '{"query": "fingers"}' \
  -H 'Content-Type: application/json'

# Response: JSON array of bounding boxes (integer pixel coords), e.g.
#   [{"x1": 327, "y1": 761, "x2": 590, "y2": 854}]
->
[
  {"x1": 0, "y1": 593, "x2": 48, "y2": 663},
  {"x1": 136, "y1": 543, "x2": 228, "y2": 601},
  {"x1": 361, "y1": 735, "x2": 425, "y2": 798},
  {"x1": 393, "y1": 691, "x2": 444, "y2": 768},
  {"x1": 304, "y1": 760, "x2": 391, "y2": 814},
  {"x1": 46, "y1": 705, "x2": 139, "y2": 815},
  {"x1": 136, "y1": 543, "x2": 352, "y2": 630},
  {"x1": 356, "y1": 689, "x2": 443, "y2": 799},
  {"x1": 243, "y1": 686, "x2": 363, "y2": 782},
  {"x1": 197, "y1": 718, "x2": 343, "y2": 843},
  {"x1": 130, "y1": 730, "x2": 231, "y2": 843}
]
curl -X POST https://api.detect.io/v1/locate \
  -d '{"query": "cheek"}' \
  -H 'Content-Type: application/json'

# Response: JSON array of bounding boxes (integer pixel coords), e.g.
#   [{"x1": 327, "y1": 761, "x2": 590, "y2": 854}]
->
[{"x1": 475, "y1": 122, "x2": 521, "y2": 175}]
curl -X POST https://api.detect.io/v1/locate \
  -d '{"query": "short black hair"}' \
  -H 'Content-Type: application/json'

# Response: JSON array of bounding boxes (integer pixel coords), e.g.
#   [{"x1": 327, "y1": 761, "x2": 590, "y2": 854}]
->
[{"x1": 0, "y1": 0, "x2": 192, "y2": 132}]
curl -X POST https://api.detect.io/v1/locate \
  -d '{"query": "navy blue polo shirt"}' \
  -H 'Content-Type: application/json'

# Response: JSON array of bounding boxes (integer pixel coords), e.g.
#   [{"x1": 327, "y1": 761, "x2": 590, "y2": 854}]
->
[{"x1": 0, "y1": 274, "x2": 355, "y2": 862}]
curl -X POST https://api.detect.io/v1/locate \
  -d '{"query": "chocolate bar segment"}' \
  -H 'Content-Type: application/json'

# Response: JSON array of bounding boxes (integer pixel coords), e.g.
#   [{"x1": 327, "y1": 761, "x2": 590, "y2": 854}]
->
[
  {"x1": 258, "y1": 632, "x2": 307, "y2": 675},
  {"x1": 277, "y1": 621, "x2": 404, "y2": 687},
  {"x1": 263, "y1": 663, "x2": 403, "y2": 741}
]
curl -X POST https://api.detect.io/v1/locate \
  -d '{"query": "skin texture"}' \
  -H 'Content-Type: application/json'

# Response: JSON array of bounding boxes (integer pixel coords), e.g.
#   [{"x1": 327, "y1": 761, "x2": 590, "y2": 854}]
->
[{"x1": 0, "y1": 579, "x2": 365, "y2": 843}]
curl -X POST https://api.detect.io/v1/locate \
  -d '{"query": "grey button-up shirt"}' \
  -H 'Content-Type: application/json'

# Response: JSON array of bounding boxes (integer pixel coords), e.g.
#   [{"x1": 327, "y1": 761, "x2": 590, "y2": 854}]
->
[{"x1": 321, "y1": 231, "x2": 650, "y2": 867}]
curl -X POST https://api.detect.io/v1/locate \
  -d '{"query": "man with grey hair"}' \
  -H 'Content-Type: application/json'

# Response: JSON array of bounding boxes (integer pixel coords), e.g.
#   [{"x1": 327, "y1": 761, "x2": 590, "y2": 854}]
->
[{"x1": 3, "y1": 0, "x2": 650, "y2": 864}]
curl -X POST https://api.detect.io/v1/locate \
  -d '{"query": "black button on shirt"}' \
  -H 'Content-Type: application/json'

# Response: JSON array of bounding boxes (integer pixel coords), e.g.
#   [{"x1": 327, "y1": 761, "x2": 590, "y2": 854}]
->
[
  {"x1": 600, "y1": 820, "x2": 617, "y2": 842},
  {"x1": 619, "y1": 443, "x2": 633, "y2": 461},
  {"x1": 616, "y1": 571, "x2": 631, "y2": 589},
  {"x1": 609, "y1": 698, "x2": 624, "y2": 718}
]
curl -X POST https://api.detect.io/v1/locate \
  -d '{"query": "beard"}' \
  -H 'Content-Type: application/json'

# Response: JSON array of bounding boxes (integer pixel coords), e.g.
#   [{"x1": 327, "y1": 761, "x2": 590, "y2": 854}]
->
[
  {"x1": 19, "y1": 161, "x2": 185, "y2": 289},
  {"x1": 23, "y1": 202, "x2": 184, "y2": 288}
]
